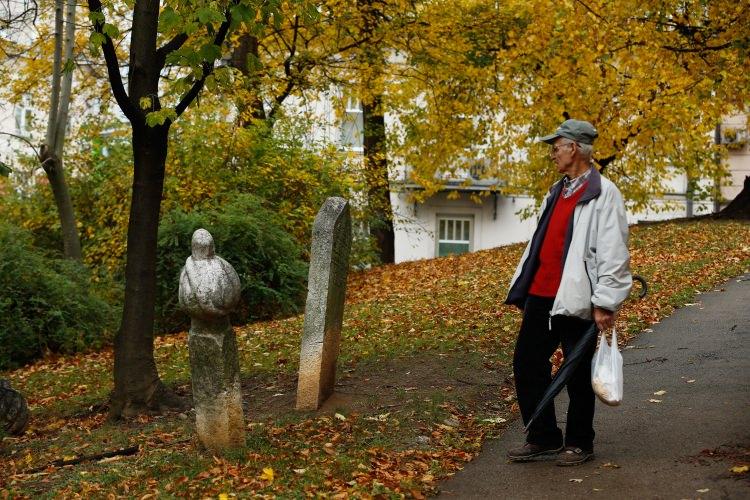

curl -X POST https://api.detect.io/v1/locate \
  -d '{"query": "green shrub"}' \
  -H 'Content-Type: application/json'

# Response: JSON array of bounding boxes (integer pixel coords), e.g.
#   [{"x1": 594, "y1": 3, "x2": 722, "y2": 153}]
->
[
  {"x1": 0, "y1": 223, "x2": 116, "y2": 369},
  {"x1": 156, "y1": 194, "x2": 308, "y2": 332}
]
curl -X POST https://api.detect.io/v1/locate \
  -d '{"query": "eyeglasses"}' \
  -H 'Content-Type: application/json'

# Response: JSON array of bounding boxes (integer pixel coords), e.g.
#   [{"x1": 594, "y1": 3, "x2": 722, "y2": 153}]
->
[{"x1": 549, "y1": 142, "x2": 576, "y2": 157}]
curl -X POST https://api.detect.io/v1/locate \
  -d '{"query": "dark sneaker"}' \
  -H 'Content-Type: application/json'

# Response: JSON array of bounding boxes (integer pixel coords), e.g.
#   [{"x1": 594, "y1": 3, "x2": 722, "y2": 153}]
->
[
  {"x1": 556, "y1": 446, "x2": 594, "y2": 466},
  {"x1": 507, "y1": 443, "x2": 563, "y2": 462}
]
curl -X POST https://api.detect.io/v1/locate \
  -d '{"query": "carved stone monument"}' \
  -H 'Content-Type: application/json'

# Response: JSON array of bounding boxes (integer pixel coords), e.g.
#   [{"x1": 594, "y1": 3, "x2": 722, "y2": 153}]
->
[
  {"x1": 179, "y1": 229, "x2": 245, "y2": 451},
  {"x1": 296, "y1": 197, "x2": 352, "y2": 410}
]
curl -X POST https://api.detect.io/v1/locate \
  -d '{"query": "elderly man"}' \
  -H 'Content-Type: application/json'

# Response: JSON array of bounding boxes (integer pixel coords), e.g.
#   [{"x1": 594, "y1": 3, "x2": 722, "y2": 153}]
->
[{"x1": 505, "y1": 119, "x2": 632, "y2": 466}]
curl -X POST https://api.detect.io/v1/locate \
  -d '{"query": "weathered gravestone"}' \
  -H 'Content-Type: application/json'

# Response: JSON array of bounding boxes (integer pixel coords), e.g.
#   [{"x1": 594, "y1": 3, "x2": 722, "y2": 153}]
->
[
  {"x1": 296, "y1": 197, "x2": 352, "y2": 410},
  {"x1": 0, "y1": 379, "x2": 29, "y2": 436},
  {"x1": 179, "y1": 229, "x2": 245, "y2": 451}
]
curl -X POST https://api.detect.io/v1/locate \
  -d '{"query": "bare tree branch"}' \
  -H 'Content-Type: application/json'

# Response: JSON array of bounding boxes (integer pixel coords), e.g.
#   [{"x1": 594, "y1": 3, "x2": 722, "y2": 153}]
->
[
  {"x1": 660, "y1": 41, "x2": 738, "y2": 53},
  {"x1": 0, "y1": 131, "x2": 42, "y2": 161}
]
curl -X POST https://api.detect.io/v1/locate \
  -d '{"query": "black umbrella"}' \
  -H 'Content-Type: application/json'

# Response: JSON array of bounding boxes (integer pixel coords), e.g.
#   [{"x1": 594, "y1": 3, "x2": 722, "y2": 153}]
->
[{"x1": 523, "y1": 323, "x2": 599, "y2": 433}]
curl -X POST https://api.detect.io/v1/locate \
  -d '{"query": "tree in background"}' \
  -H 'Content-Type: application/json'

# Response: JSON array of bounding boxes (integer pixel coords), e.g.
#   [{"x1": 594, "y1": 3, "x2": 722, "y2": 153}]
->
[
  {"x1": 85, "y1": 0, "x2": 307, "y2": 418},
  {"x1": 352, "y1": 0, "x2": 397, "y2": 263},
  {"x1": 1, "y1": 0, "x2": 82, "y2": 259}
]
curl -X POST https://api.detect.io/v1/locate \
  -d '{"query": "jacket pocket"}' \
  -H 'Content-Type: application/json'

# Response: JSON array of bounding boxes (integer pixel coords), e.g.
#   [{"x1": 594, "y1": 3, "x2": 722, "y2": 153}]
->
[{"x1": 583, "y1": 258, "x2": 596, "y2": 297}]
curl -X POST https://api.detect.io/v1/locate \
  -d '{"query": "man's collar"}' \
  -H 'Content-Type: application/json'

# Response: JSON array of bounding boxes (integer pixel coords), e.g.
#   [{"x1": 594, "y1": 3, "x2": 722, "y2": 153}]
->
[
  {"x1": 564, "y1": 166, "x2": 593, "y2": 182},
  {"x1": 550, "y1": 166, "x2": 601, "y2": 203}
]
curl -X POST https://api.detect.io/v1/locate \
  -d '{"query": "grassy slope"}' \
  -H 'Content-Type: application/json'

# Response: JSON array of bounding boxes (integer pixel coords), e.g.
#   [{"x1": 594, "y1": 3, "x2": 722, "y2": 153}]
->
[{"x1": 1, "y1": 220, "x2": 749, "y2": 498}]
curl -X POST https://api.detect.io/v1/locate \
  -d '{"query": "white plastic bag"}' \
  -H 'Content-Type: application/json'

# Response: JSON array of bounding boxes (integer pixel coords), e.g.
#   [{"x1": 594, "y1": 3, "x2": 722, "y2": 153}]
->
[{"x1": 591, "y1": 328, "x2": 623, "y2": 406}]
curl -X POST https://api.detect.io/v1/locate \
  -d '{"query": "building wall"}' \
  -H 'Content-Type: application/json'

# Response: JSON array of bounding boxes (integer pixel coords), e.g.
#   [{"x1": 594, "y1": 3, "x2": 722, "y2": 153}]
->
[{"x1": 392, "y1": 190, "x2": 538, "y2": 263}]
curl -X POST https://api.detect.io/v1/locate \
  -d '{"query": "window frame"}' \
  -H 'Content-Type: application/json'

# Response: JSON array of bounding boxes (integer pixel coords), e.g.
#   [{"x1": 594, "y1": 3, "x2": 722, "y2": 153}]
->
[
  {"x1": 340, "y1": 104, "x2": 364, "y2": 152},
  {"x1": 14, "y1": 94, "x2": 33, "y2": 137},
  {"x1": 435, "y1": 214, "x2": 474, "y2": 257}
]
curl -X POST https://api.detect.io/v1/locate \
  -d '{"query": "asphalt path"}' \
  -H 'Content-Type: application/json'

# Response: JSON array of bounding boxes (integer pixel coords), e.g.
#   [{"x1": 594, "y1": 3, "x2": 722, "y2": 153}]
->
[{"x1": 440, "y1": 272, "x2": 750, "y2": 499}]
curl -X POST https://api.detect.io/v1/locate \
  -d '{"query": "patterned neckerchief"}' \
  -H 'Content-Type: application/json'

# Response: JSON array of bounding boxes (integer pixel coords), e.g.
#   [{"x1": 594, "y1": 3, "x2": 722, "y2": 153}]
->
[{"x1": 562, "y1": 167, "x2": 592, "y2": 198}]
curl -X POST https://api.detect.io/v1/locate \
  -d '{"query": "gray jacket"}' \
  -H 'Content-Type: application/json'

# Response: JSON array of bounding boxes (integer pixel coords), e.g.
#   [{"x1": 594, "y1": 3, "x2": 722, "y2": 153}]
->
[{"x1": 506, "y1": 167, "x2": 632, "y2": 320}]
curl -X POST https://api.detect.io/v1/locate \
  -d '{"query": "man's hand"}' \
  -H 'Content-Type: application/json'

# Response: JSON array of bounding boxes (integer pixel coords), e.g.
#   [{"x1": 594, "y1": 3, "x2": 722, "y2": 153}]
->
[{"x1": 593, "y1": 307, "x2": 615, "y2": 331}]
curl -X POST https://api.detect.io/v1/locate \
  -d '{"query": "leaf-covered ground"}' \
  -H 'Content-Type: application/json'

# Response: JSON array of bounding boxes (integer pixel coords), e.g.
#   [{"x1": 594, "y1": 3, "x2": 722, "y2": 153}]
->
[{"x1": 2, "y1": 220, "x2": 749, "y2": 498}]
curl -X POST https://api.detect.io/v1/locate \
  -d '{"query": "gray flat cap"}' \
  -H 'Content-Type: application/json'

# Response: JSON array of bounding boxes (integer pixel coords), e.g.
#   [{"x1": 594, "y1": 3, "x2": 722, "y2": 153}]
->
[{"x1": 539, "y1": 119, "x2": 598, "y2": 145}]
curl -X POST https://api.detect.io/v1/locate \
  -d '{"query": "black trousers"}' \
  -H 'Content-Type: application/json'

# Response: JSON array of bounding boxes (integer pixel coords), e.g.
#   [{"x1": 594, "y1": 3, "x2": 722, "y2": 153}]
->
[{"x1": 513, "y1": 295, "x2": 596, "y2": 450}]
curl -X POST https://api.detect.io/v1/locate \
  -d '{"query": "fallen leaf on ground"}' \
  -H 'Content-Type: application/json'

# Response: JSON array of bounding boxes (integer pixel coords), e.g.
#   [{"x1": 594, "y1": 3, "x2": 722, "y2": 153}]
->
[
  {"x1": 259, "y1": 467, "x2": 274, "y2": 482},
  {"x1": 730, "y1": 465, "x2": 749, "y2": 474},
  {"x1": 649, "y1": 399, "x2": 662, "y2": 403},
  {"x1": 601, "y1": 462, "x2": 620, "y2": 468},
  {"x1": 364, "y1": 413, "x2": 390, "y2": 422},
  {"x1": 481, "y1": 417, "x2": 507, "y2": 424},
  {"x1": 569, "y1": 478, "x2": 583, "y2": 483},
  {"x1": 653, "y1": 390, "x2": 666, "y2": 396},
  {"x1": 334, "y1": 413, "x2": 346, "y2": 421},
  {"x1": 696, "y1": 488, "x2": 709, "y2": 493}
]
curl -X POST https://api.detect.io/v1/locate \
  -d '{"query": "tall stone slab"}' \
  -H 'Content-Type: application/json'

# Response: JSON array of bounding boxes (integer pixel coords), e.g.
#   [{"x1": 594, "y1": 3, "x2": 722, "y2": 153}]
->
[
  {"x1": 296, "y1": 197, "x2": 352, "y2": 410},
  {"x1": 179, "y1": 229, "x2": 245, "y2": 452}
]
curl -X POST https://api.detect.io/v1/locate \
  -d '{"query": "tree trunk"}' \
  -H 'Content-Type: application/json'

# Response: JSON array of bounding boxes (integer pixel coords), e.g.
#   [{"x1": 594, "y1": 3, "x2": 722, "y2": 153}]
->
[
  {"x1": 356, "y1": 0, "x2": 394, "y2": 264},
  {"x1": 230, "y1": 33, "x2": 266, "y2": 125},
  {"x1": 40, "y1": 152, "x2": 82, "y2": 260},
  {"x1": 716, "y1": 176, "x2": 750, "y2": 220},
  {"x1": 41, "y1": 0, "x2": 82, "y2": 261},
  {"x1": 109, "y1": 123, "x2": 182, "y2": 418},
  {"x1": 362, "y1": 97, "x2": 395, "y2": 264}
]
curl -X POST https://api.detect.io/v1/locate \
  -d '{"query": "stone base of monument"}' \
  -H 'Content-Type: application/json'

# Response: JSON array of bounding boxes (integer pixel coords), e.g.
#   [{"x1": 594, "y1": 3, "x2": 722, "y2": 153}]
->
[
  {"x1": 296, "y1": 356, "x2": 337, "y2": 411},
  {"x1": 188, "y1": 324, "x2": 245, "y2": 451}
]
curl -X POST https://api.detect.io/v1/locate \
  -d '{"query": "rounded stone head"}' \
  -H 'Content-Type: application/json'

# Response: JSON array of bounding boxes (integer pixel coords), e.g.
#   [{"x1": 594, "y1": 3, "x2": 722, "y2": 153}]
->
[
  {"x1": 191, "y1": 229, "x2": 215, "y2": 259},
  {"x1": 178, "y1": 229, "x2": 241, "y2": 320}
]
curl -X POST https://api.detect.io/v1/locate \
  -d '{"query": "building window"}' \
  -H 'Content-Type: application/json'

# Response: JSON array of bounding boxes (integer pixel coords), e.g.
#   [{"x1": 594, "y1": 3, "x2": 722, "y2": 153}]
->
[
  {"x1": 14, "y1": 94, "x2": 33, "y2": 137},
  {"x1": 337, "y1": 92, "x2": 364, "y2": 152},
  {"x1": 345, "y1": 96, "x2": 362, "y2": 114},
  {"x1": 340, "y1": 96, "x2": 363, "y2": 152},
  {"x1": 436, "y1": 216, "x2": 473, "y2": 257}
]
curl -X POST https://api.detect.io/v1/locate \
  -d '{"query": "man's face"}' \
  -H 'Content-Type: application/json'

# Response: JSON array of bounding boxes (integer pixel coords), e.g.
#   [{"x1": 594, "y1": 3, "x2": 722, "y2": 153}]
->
[{"x1": 550, "y1": 137, "x2": 577, "y2": 174}]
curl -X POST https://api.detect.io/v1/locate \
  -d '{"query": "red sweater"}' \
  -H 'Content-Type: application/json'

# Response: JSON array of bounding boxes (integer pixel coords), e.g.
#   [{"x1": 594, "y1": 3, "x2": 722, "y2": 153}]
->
[{"x1": 529, "y1": 185, "x2": 587, "y2": 298}]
